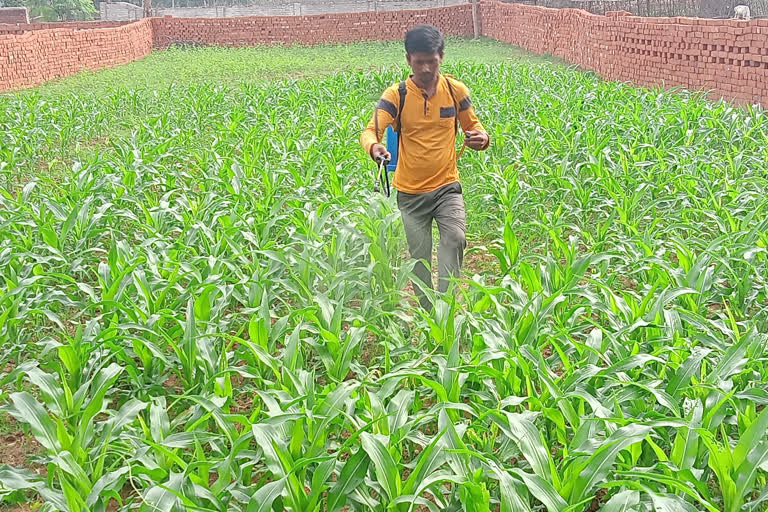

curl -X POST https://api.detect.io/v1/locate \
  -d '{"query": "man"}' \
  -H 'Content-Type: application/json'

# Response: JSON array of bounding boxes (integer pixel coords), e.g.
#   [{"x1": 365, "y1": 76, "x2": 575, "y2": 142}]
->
[{"x1": 360, "y1": 24, "x2": 490, "y2": 310}]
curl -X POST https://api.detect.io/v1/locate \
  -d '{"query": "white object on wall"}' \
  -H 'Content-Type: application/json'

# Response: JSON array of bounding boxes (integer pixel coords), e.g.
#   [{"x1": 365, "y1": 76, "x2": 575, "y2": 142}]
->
[{"x1": 733, "y1": 4, "x2": 751, "y2": 19}]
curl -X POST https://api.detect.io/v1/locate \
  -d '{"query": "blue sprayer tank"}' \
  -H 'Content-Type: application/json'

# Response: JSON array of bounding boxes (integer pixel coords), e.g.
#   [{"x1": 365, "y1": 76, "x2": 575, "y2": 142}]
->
[{"x1": 385, "y1": 126, "x2": 398, "y2": 172}]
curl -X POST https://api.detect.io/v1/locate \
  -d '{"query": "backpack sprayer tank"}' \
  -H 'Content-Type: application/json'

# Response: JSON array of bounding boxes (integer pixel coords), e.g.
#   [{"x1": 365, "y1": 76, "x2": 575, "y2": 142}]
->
[{"x1": 385, "y1": 125, "x2": 399, "y2": 172}]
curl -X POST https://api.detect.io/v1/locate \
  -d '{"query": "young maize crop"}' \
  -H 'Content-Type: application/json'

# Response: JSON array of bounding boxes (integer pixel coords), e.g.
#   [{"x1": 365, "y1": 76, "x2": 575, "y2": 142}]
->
[{"x1": 0, "y1": 41, "x2": 767, "y2": 512}]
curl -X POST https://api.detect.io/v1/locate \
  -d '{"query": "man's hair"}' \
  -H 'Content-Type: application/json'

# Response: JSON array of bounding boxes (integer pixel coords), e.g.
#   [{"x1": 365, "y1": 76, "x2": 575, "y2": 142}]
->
[{"x1": 405, "y1": 24, "x2": 445, "y2": 55}]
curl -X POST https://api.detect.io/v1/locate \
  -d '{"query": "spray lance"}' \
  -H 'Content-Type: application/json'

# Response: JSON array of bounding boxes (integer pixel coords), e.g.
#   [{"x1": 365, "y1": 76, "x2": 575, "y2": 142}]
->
[
  {"x1": 372, "y1": 106, "x2": 392, "y2": 197},
  {"x1": 373, "y1": 152, "x2": 391, "y2": 196}
]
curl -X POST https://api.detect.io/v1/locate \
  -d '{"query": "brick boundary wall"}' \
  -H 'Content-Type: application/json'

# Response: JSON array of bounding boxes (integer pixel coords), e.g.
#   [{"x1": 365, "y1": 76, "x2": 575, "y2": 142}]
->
[
  {"x1": 0, "y1": 18, "x2": 153, "y2": 91},
  {"x1": 0, "y1": 5, "x2": 472, "y2": 91},
  {"x1": 0, "y1": 1, "x2": 767, "y2": 106},
  {"x1": 0, "y1": 21, "x2": 131, "y2": 35},
  {"x1": 0, "y1": 7, "x2": 29, "y2": 24},
  {"x1": 150, "y1": 4, "x2": 474, "y2": 47},
  {"x1": 479, "y1": 1, "x2": 768, "y2": 105}
]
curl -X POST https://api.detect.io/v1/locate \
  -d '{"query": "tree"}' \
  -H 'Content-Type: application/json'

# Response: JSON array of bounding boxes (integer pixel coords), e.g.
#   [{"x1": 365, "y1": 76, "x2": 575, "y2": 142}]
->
[{"x1": 5, "y1": 0, "x2": 96, "y2": 20}]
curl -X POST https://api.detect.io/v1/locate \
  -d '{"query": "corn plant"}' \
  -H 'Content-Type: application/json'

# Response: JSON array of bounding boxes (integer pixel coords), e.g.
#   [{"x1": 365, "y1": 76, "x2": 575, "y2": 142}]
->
[{"x1": 2, "y1": 40, "x2": 768, "y2": 511}]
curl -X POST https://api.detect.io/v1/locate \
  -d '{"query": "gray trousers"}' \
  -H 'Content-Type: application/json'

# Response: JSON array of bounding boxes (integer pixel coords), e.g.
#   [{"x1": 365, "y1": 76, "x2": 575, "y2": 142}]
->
[{"x1": 397, "y1": 181, "x2": 467, "y2": 310}]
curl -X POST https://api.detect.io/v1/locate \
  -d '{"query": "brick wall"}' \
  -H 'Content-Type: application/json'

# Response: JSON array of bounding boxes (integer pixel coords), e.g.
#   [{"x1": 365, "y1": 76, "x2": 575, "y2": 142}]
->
[
  {"x1": 139, "y1": 0, "x2": 467, "y2": 19},
  {"x1": 0, "y1": 18, "x2": 153, "y2": 90},
  {"x1": 0, "y1": 4, "x2": 471, "y2": 90},
  {"x1": 99, "y1": 0, "x2": 469, "y2": 20},
  {"x1": 480, "y1": 1, "x2": 768, "y2": 105},
  {"x1": 499, "y1": 0, "x2": 768, "y2": 18},
  {"x1": 151, "y1": 4, "x2": 474, "y2": 46},
  {"x1": 100, "y1": 2, "x2": 144, "y2": 21},
  {"x1": 0, "y1": 7, "x2": 29, "y2": 24},
  {"x1": 0, "y1": 21, "x2": 130, "y2": 35}
]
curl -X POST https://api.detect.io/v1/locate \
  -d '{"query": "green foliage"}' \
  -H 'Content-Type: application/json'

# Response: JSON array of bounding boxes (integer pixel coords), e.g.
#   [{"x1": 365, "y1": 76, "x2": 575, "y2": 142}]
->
[
  {"x1": 8, "y1": 0, "x2": 96, "y2": 21},
  {"x1": 1, "y1": 39, "x2": 767, "y2": 511}
]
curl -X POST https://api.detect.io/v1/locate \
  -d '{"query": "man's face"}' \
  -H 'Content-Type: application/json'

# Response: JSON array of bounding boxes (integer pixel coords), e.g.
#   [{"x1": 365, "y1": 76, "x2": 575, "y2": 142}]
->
[{"x1": 406, "y1": 51, "x2": 442, "y2": 88}]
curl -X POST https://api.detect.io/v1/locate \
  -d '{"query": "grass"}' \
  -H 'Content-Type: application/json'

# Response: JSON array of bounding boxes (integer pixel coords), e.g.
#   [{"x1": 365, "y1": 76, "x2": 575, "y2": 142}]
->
[
  {"x1": 1, "y1": 38, "x2": 768, "y2": 512},
  {"x1": 27, "y1": 37, "x2": 555, "y2": 95},
  {"x1": 2, "y1": 37, "x2": 557, "y2": 190}
]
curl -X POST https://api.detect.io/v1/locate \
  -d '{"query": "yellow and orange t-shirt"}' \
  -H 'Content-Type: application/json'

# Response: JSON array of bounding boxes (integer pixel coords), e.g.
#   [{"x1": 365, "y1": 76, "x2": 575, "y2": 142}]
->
[{"x1": 360, "y1": 74, "x2": 488, "y2": 194}]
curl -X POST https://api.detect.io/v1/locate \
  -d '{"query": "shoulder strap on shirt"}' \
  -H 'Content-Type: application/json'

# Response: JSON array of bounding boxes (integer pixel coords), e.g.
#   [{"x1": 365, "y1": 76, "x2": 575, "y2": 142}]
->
[
  {"x1": 443, "y1": 74, "x2": 460, "y2": 136},
  {"x1": 395, "y1": 80, "x2": 407, "y2": 134}
]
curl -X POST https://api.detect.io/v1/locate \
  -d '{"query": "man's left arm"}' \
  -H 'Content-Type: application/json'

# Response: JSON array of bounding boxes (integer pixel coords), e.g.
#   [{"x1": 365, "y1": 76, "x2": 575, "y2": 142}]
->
[{"x1": 455, "y1": 82, "x2": 490, "y2": 151}]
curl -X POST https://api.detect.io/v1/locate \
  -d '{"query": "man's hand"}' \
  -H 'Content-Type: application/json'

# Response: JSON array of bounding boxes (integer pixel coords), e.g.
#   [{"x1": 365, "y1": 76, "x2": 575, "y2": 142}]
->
[
  {"x1": 464, "y1": 130, "x2": 489, "y2": 150},
  {"x1": 370, "y1": 143, "x2": 391, "y2": 163}
]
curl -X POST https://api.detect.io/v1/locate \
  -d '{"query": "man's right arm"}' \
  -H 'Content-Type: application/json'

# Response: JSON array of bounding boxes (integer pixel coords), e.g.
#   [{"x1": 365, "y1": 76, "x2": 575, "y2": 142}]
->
[{"x1": 361, "y1": 86, "x2": 399, "y2": 161}]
